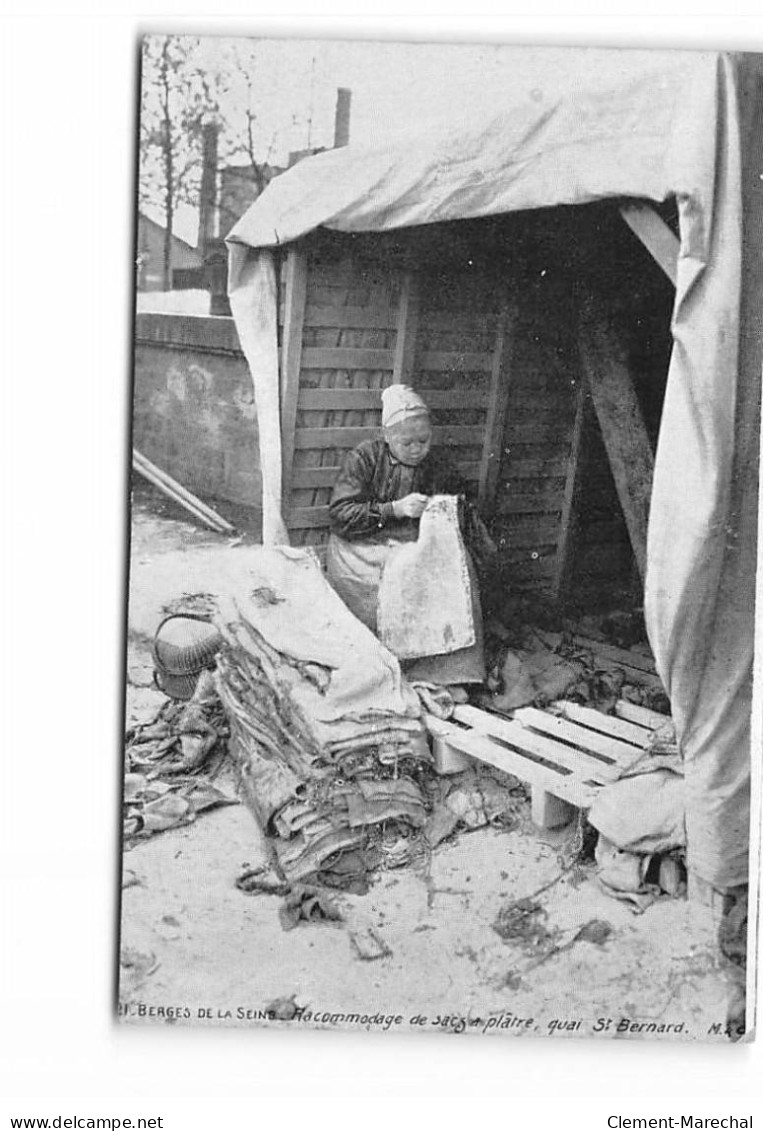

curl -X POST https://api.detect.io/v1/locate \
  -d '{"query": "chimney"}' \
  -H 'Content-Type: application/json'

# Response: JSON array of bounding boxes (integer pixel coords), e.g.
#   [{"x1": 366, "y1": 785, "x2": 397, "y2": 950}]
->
[
  {"x1": 334, "y1": 88, "x2": 352, "y2": 148},
  {"x1": 198, "y1": 119, "x2": 219, "y2": 260}
]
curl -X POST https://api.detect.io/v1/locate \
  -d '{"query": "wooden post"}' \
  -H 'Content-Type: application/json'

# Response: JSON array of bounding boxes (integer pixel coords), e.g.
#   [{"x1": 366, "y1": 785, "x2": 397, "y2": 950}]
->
[
  {"x1": 531, "y1": 790, "x2": 578, "y2": 831},
  {"x1": 391, "y1": 270, "x2": 419, "y2": 384},
  {"x1": 280, "y1": 248, "x2": 308, "y2": 510},
  {"x1": 687, "y1": 871, "x2": 728, "y2": 920},
  {"x1": 478, "y1": 297, "x2": 517, "y2": 511},
  {"x1": 619, "y1": 203, "x2": 679, "y2": 287},
  {"x1": 578, "y1": 297, "x2": 654, "y2": 582},
  {"x1": 432, "y1": 736, "x2": 472, "y2": 775},
  {"x1": 551, "y1": 376, "x2": 587, "y2": 599}
]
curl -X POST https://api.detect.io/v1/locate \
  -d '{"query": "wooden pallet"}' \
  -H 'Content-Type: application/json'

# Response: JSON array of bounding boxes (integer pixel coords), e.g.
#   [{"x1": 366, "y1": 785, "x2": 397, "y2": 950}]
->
[{"x1": 425, "y1": 698, "x2": 670, "y2": 829}]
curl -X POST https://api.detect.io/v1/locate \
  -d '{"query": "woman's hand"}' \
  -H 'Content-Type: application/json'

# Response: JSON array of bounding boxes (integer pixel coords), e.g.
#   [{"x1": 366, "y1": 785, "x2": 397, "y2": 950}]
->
[{"x1": 392, "y1": 493, "x2": 429, "y2": 519}]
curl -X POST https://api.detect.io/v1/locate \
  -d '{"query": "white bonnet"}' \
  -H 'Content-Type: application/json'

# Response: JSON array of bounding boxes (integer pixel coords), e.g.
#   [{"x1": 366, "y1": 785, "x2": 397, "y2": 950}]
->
[{"x1": 381, "y1": 384, "x2": 429, "y2": 428}]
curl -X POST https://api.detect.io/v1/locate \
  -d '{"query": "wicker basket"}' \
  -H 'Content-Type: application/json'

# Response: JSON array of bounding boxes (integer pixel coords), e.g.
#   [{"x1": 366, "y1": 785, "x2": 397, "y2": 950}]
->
[{"x1": 152, "y1": 615, "x2": 223, "y2": 700}]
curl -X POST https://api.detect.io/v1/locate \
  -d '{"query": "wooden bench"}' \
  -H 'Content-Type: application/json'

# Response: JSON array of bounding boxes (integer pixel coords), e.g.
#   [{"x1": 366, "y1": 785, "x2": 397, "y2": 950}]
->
[{"x1": 425, "y1": 699, "x2": 670, "y2": 829}]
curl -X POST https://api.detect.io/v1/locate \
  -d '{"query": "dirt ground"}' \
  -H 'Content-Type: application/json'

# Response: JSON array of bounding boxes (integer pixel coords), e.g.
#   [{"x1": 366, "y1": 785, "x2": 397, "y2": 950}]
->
[{"x1": 119, "y1": 488, "x2": 737, "y2": 1043}]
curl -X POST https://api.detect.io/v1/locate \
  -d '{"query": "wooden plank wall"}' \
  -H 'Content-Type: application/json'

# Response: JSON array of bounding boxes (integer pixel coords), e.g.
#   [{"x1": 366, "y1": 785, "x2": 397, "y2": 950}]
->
[
  {"x1": 414, "y1": 269, "x2": 508, "y2": 500},
  {"x1": 281, "y1": 252, "x2": 399, "y2": 549},
  {"x1": 281, "y1": 251, "x2": 508, "y2": 551},
  {"x1": 490, "y1": 284, "x2": 583, "y2": 595},
  {"x1": 278, "y1": 242, "x2": 637, "y2": 604}
]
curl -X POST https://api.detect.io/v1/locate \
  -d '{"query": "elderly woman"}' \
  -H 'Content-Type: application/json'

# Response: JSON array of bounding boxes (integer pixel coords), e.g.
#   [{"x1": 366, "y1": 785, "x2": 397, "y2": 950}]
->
[{"x1": 326, "y1": 384, "x2": 490, "y2": 686}]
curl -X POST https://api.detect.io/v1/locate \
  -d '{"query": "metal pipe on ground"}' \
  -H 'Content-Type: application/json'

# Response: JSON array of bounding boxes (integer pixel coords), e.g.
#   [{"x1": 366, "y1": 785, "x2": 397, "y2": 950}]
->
[{"x1": 132, "y1": 449, "x2": 235, "y2": 534}]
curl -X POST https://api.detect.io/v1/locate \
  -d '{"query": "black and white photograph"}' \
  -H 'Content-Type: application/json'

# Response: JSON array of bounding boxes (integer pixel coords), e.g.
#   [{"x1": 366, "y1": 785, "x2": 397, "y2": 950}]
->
[{"x1": 116, "y1": 35, "x2": 762, "y2": 1045}]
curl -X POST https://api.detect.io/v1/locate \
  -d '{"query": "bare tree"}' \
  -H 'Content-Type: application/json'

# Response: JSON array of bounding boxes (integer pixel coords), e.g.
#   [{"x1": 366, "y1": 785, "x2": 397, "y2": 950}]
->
[
  {"x1": 221, "y1": 42, "x2": 281, "y2": 195},
  {"x1": 139, "y1": 36, "x2": 336, "y2": 281},
  {"x1": 208, "y1": 40, "x2": 329, "y2": 234},
  {"x1": 139, "y1": 35, "x2": 215, "y2": 289}
]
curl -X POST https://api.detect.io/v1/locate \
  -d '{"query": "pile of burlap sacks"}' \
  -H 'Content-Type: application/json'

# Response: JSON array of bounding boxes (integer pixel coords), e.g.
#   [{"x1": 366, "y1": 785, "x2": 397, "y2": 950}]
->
[{"x1": 212, "y1": 547, "x2": 435, "y2": 889}]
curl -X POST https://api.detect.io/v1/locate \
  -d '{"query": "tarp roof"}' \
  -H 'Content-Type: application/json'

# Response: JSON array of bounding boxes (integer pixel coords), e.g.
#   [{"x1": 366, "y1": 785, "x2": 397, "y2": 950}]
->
[
  {"x1": 230, "y1": 51, "x2": 735, "y2": 263},
  {"x1": 226, "y1": 51, "x2": 763, "y2": 903}
]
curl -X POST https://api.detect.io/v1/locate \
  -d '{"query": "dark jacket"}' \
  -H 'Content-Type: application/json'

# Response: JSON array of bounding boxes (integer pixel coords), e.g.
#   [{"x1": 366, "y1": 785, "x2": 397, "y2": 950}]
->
[{"x1": 328, "y1": 439, "x2": 468, "y2": 543}]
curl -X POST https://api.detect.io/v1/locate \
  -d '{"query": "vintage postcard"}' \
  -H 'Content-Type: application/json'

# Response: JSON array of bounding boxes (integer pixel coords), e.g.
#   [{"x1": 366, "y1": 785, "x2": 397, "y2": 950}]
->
[{"x1": 120, "y1": 36, "x2": 762, "y2": 1043}]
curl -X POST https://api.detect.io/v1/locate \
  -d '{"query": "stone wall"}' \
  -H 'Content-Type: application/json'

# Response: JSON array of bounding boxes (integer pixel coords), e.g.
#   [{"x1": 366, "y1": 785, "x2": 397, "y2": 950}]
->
[{"x1": 132, "y1": 313, "x2": 262, "y2": 534}]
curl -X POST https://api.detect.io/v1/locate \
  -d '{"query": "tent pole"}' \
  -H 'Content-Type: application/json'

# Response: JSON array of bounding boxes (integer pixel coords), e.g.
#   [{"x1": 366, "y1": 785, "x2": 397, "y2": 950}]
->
[
  {"x1": 551, "y1": 376, "x2": 587, "y2": 600},
  {"x1": 478, "y1": 294, "x2": 517, "y2": 511},
  {"x1": 132, "y1": 449, "x2": 234, "y2": 534},
  {"x1": 619, "y1": 202, "x2": 678, "y2": 286},
  {"x1": 578, "y1": 295, "x2": 654, "y2": 583},
  {"x1": 280, "y1": 247, "x2": 309, "y2": 522},
  {"x1": 392, "y1": 270, "x2": 420, "y2": 385}
]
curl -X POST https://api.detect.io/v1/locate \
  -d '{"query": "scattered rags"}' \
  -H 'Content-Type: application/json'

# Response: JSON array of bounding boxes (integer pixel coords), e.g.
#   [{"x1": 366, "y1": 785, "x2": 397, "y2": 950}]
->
[{"x1": 123, "y1": 688, "x2": 237, "y2": 844}]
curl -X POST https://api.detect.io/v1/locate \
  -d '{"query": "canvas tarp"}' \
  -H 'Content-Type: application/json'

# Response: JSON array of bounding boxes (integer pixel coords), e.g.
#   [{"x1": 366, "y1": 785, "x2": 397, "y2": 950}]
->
[{"x1": 225, "y1": 51, "x2": 763, "y2": 894}]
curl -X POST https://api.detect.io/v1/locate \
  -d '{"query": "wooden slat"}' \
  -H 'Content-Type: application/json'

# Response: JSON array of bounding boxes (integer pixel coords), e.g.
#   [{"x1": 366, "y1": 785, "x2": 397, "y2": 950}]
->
[
  {"x1": 426, "y1": 390, "x2": 490, "y2": 409},
  {"x1": 479, "y1": 297, "x2": 517, "y2": 509},
  {"x1": 280, "y1": 249, "x2": 308, "y2": 506},
  {"x1": 619, "y1": 202, "x2": 679, "y2": 286},
  {"x1": 506, "y1": 563, "x2": 556, "y2": 583},
  {"x1": 425, "y1": 715, "x2": 598, "y2": 808},
  {"x1": 419, "y1": 350, "x2": 492, "y2": 372},
  {"x1": 392, "y1": 271, "x2": 420, "y2": 384},
  {"x1": 503, "y1": 441, "x2": 572, "y2": 462},
  {"x1": 511, "y1": 706, "x2": 645, "y2": 770},
  {"x1": 299, "y1": 388, "x2": 382, "y2": 411},
  {"x1": 563, "y1": 636, "x2": 663, "y2": 691},
  {"x1": 578, "y1": 298, "x2": 654, "y2": 582},
  {"x1": 552, "y1": 378, "x2": 587, "y2": 599},
  {"x1": 506, "y1": 559, "x2": 558, "y2": 582},
  {"x1": 294, "y1": 427, "x2": 379, "y2": 450},
  {"x1": 307, "y1": 262, "x2": 355, "y2": 286},
  {"x1": 496, "y1": 517, "x2": 560, "y2": 546},
  {"x1": 503, "y1": 424, "x2": 571, "y2": 445},
  {"x1": 304, "y1": 303, "x2": 397, "y2": 329},
  {"x1": 508, "y1": 457, "x2": 569, "y2": 479},
  {"x1": 457, "y1": 462, "x2": 481, "y2": 482},
  {"x1": 297, "y1": 388, "x2": 490, "y2": 411},
  {"x1": 503, "y1": 476, "x2": 567, "y2": 494},
  {"x1": 291, "y1": 467, "x2": 342, "y2": 489},
  {"x1": 286, "y1": 506, "x2": 330, "y2": 530},
  {"x1": 590, "y1": 664, "x2": 664, "y2": 693},
  {"x1": 423, "y1": 312, "x2": 502, "y2": 333},
  {"x1": 293, "y1": 425, "x2": 485, "y2": 450},
  {"x1": 615, "y1": 701, "x2": 671, "y2": 730},
  {"x1": 508, "y1": 404, "x2": 576, "y2": 425},
  {"x1": 300, "y1": 346, "x2": 395, "y2": 370},
  {"x1": 496, "y1": 492, "x2": 564, "y2": 516},
  {"x1": 506, "y1": 382, "x2": 573, "y2": 404},
  {"x1": 453, "y1": 705, "x2": 616, "y2": 786},
  {"x1": 501, "y1": 545, "x2": 560, "y2": 566},
  {"x1": 571, "y1": 635, "x2": 656, "y2": 675},
  {"x1": 290, "y1": 460, "x2": 481, "y2": 490},
  {"x1": 551, "y1": 701, "x2": 655, "y2": 750}
]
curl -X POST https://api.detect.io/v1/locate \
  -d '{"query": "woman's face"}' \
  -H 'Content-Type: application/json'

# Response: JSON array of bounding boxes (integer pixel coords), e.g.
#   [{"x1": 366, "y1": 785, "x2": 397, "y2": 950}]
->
[{"x1": 384, "y1": 414, "x2": 433, "y2": 466}]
